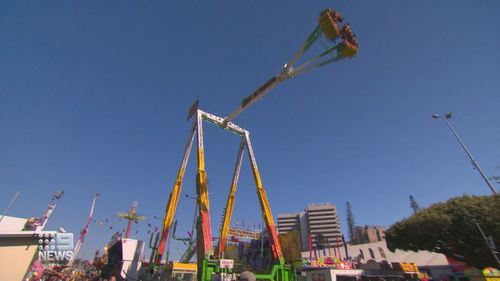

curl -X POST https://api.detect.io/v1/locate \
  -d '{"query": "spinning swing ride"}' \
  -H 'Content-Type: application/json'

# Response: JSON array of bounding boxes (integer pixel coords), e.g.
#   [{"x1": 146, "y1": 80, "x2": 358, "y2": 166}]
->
[{"x1": 154, "y1": 8, "x2": 358, "y2": 281}]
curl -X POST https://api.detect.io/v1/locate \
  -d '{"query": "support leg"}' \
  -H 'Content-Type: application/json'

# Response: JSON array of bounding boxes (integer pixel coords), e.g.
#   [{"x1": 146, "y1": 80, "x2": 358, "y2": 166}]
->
[
  {"x1": 196, "y1": 110, "x2": 213, "y2": 277},
  {"x1": 243, "y1": 131, "x2": 284, "y2": 265},
  {"x1": 156, "y1": 123, "x2": 196, "y2": 265},
  {"x1": 218, "y1": 137, "x2": 245, "y2": 258}
]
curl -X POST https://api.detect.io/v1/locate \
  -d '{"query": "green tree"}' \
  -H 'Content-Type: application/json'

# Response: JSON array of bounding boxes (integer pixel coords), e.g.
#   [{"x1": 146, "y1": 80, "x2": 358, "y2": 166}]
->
[
  {"x1": 385, "y1": 195, "x2": 499, "y2": 269},
  {"x1": 409, "y1": 195, "x2": 421, "y2": 213},
  {"x1": 346, "y1": 202, "x2": 356, "y2": 243}
]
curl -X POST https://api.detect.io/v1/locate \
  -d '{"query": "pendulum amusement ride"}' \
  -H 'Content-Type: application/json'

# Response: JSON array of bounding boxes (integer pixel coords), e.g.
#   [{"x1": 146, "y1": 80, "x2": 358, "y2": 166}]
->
[{"x1": 154, "y1": 8, "x2": 358, "y2": 281}]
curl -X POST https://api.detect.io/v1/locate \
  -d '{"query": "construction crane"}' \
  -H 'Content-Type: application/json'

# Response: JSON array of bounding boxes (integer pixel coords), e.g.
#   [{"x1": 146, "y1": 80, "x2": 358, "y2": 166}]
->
[
  {"x1": 155, "y1": 8, "x2": 358, "y2": 281},
  {"x1": 68, "y1": 193, "x2": 100, "y2": 267}
]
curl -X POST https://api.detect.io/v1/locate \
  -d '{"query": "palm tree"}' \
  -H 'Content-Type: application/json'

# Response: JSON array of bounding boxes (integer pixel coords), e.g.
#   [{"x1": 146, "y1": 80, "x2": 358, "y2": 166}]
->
[{"x1": 117, "y1": 201, "x2": 146, "y2": 239}]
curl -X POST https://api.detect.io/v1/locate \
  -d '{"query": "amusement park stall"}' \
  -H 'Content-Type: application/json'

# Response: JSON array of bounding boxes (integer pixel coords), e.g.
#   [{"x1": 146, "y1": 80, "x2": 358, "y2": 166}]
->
[
  {"x1": 105, "y1": 234, "x2": 145, "y2": 281},
  {"x1": 302, "y1": 268, "x2": 363, "y2": 281}
]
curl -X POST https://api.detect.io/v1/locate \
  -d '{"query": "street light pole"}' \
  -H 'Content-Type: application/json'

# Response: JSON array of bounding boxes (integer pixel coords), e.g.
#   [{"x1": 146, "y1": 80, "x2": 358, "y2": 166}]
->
[
  {"x1": 472, "y1": 219, "x2": 500, "y2": 266},
  {"x1": 432, "y1": 113, "x2": 497, "y2": 195}
]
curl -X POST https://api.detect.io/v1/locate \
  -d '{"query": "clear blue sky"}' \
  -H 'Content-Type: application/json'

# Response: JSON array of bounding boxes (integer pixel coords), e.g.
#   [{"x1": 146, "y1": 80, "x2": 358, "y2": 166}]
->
[{"x1": 1, "y1": 1, "x2": 499, "y2": 260}]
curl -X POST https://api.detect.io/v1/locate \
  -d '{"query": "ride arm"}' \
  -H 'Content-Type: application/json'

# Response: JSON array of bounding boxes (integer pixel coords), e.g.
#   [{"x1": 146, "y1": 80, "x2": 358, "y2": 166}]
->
[
  {"x1": 224, "y1": 9, "x2": 357, "y2": 125},
  {"x1": 224, "y1": 68, "x2": 293, "y2": 124}
]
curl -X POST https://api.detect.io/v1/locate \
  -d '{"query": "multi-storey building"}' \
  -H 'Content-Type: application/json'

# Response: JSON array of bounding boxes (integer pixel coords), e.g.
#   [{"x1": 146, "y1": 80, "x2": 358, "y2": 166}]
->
[
  {"x1": 277, "y1": 213, "x2": 301, "y2": 234},
  {"x1": 277, "y1": 203, "x2": 343, "y2": 251},
  {"x1": 353, "y1": 225, "x2": 386, "y2": 245},
  {"x1": 305, "y1": 203, "x2": 343, "y2": 249}
]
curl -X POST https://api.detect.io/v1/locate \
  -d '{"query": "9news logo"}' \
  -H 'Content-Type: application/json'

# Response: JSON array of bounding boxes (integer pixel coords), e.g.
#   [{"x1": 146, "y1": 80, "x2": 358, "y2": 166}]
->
[{"x1": 35, "y1": 232, "x2": 75, "y2": 262}]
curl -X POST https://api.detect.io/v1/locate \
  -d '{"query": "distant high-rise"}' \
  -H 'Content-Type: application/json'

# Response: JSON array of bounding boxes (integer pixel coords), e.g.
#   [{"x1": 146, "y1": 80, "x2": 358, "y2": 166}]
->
[
  {"x1": 305, "y1": 203, "x2": 343, "y2": 249},
  {"x1": 277, "y1": 213, "x2": 300, "y2": 234},
  {"x1": 277, "y1": 203, "x2": 343, "y2": 251}
]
